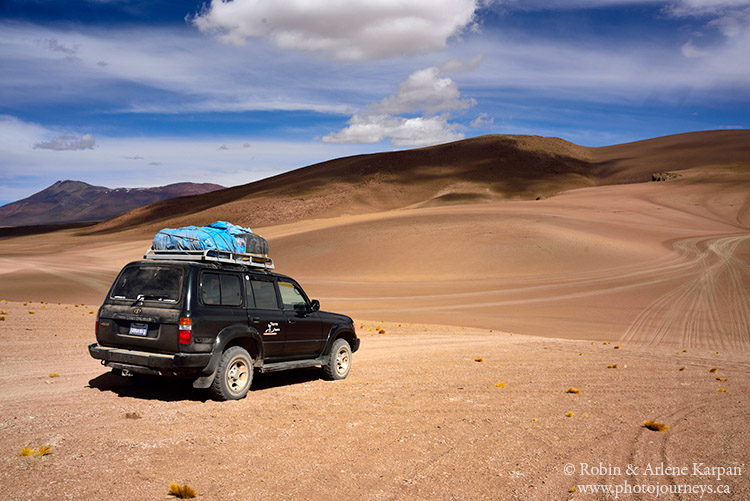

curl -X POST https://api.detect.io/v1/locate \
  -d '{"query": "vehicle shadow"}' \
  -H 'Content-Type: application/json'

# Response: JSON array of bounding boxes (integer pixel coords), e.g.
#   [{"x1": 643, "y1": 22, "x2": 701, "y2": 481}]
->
[
  {"x1": 87, "y1": 367, "x2": 325, "y2": 401},
  {"x1": 251, "y1": 367, "x2": 324, "y2": 391},
  {"x1": 87, "y1": 371, "x2": 210, "y2": 402}
]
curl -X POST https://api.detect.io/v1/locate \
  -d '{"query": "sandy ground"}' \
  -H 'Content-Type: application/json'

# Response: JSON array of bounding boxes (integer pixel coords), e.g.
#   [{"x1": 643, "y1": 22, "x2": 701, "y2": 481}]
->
[
  {"x1": 0, "y1": 300, "x2": 747, "y2": 500},
  {"x1": 0, "y1": 160, "x2": 748, "y2": 499}
]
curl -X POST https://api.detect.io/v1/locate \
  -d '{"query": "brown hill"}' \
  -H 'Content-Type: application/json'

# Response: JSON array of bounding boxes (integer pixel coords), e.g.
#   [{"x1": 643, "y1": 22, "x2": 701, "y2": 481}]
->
[
  {"x1": 0, "y1": 180, "x2": 225, "y2": 227},
  {"x1": 89, "y1": 130, "x2": 750, "y2": 235}
]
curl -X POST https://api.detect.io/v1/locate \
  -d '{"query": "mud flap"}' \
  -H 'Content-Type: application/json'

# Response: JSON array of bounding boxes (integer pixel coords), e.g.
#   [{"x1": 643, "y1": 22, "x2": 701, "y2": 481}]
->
[{"x1": 192, "y1": 370, "x2": 216, "y2": 389}]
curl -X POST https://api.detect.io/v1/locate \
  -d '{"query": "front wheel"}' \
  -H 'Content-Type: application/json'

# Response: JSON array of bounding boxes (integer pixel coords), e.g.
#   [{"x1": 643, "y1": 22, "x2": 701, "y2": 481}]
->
[
  {"x1": 211, "y1": 346, "x2": 253, "y2": 401},
  {"x1": 323, "y1": 339, "x2": 352, "y2": 380}
]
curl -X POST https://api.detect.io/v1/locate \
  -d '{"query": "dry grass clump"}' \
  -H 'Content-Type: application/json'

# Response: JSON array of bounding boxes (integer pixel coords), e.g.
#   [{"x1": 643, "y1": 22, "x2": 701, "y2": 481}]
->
[
  {"x1": 717, "y1": 389, "x2": 729, "y2": 393},
  {"x1": 0, "y1": 310, "x2": 8, "y2": 314},
  {"x1": 125, "y1": 412, "x2": 142, "y2": 419},
  {"x1": 169, "y1": 483, "x2": 197, "y2": 499},
  {"x1": 643, "y1": 420, "x2": 669, "y2": 432},
  {"x1": 378, "y1": 329, "x2": 386, "y2": 334},
  {"x1": 614, "y1": 345, "x2": 620, "y2": 349},
  {"x1": 495, "y1": 382, "x2": 506, "y2": 388},
  {"x1": 565, "y1": 411, "x2": 574, "y2": 418},
  {"x1": 716, "y1": 377, "x2": 727, "y2": 382},
  {"x1": 474, "y1": 357, "x2": 484, "y2": 362},
  {"x1": 28, "y1": 311, "x2": 35, "y2": 315},
  {"x1": 607, "y1": 364, "x2": 619, "y2": 369},
  {"x1": 679, "y1": 367, "x2": 686, "y2": 371},
  {"x1": 708, "y1": 368, "x2": 718, "y2": 373},
  {"x1": 0, "y1": 316, "x2": 5, "y2": 321},
  {"x1": 602, "y1": 341, "x2": 610, "y2": 345},
  {"x1": 566, "y1": 387, "x2": 581, "y2": 394},
  {"x1": 19, "y1": 445, "x2": 52, "y2": 457},
  {"x1": 49, "y1": 372, "x2": 59, "y2": 378}
]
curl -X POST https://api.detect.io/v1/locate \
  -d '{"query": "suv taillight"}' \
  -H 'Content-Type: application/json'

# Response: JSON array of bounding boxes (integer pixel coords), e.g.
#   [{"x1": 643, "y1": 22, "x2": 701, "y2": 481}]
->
[{"x1": 179, "y1": 317, "x2": 192, "y2": 345}]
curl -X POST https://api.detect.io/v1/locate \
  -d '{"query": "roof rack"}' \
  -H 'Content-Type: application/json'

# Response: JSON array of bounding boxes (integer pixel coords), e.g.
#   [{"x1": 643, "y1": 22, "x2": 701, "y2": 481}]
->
[{"x1": 144, "y1": 248, "x2": 274, "y2": 270}]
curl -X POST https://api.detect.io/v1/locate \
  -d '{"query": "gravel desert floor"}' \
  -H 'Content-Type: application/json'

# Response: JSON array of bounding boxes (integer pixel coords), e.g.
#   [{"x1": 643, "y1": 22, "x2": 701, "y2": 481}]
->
[{"x1": 0, "y1": 300, "x2": 747, "y2": 500}]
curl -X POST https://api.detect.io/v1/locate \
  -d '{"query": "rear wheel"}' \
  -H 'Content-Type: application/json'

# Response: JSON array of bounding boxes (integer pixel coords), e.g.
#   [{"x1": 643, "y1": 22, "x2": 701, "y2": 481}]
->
[
  {"x1": 323, "y1": 339, "x2": 352, "y2": 380},
  {"x1": 211, "y1": 346, "x2": 253, "y2": 401}
]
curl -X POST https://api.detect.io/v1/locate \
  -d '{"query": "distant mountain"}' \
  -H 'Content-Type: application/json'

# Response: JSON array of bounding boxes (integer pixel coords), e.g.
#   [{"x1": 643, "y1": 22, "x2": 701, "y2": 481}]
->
[{"x1": 0, "y1": 180, "x2": 225, "y2": 227}]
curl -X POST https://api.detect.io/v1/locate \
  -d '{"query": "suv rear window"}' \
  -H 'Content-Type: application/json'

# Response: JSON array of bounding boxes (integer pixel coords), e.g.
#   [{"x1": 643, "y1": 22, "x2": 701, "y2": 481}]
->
[
  {"x1": 111, "y1": 265, "x2": 183, "y2": 302},
  {"x1": 201, "y1": 272, "x2": 243, "y2": 306}
]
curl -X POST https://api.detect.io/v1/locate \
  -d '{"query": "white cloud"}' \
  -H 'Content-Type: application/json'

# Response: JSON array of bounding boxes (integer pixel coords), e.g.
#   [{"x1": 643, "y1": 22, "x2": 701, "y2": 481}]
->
[
  {"x1": 470, "y1": 113, "x2": 494, "y2": 128},
  {"x1": 321, "y1": 114, "x2": 464, "y2": 147},
  {"x1": 371, "y1": 67, "x2": 476, "y2": 115},
  {"x1": 192, "y1": 0, "x2": 479, "y2": 61},
  {"x1": 323, "y1": 62, "x2": 478, "y2": 147},
  {"x1": 34, "y1": 133, "x2": 95, "y2": 151}
]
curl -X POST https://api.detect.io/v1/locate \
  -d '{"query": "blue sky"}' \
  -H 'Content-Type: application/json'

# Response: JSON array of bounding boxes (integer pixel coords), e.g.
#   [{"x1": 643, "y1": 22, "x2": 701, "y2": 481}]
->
[{"x1": 1, "y1": 0, "x2": 748, "y2": 205}]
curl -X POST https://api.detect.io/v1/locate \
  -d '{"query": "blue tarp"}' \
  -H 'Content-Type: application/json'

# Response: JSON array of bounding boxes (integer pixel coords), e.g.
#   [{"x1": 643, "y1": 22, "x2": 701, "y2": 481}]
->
[{"x1": 152, "y1": 221, "x2": 253, "y2": 253}]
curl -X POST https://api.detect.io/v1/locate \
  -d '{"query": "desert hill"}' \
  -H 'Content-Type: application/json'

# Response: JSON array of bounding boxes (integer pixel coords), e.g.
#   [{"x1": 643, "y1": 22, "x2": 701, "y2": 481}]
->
[
  {"x1": 90, "y1": 130, "x2": 750, "y2": 235},
  {"x1": 0, "y1": 180, "x2": 225, "y2": 227}
]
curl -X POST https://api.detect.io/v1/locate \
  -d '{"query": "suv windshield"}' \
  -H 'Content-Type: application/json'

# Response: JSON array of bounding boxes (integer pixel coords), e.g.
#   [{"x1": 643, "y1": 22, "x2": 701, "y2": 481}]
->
[{"x1": 111, "y1": 264, "x2": 183, "y2": 302}]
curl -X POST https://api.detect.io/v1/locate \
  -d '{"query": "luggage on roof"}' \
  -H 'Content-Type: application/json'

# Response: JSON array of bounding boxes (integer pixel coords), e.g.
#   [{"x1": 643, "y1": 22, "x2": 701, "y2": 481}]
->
[{"x1": 152, "y1": 221, "x2": 269, "y2": 256}]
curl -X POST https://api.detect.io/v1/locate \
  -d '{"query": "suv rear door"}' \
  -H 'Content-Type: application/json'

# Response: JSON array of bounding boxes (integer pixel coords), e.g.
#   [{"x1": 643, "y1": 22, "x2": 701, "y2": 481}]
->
[
  {"x1": 246, "y1": 275, "x2": 287, "y2": 360},
  {"x1": 192, "y1": 270, "x2": 248, "y2": 350}
]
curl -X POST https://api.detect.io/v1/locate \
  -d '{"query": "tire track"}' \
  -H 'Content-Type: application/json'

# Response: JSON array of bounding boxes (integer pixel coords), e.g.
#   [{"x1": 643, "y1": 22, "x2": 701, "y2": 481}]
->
[{"x1": 621, "y1": 234, "x2": 750, "y2": 351}]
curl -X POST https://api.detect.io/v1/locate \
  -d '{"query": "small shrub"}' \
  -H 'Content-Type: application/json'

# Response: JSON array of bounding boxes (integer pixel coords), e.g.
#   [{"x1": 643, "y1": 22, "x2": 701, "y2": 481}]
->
[
  {"x1": 718, "y1": 389, "x2": 729, "y2": 393},
  {"x1": 37, "y1": 446, "x2": 51, "y2": 457},
  {"x1": 19, "y1": 447, "x2": 35, "y2": 457},
  {"x1": 679, "y1": 367, "x2": 686, "y2": 371},
  {"x1": 474, "y1": 357, "x2": 484, "y2": 362},
  {"x1": 169, "y1": 483, "x2": 197, "y2": 499},
  {"x1": 495, "y1": 382, "x2": 506, "y2": 388},
  {"x1": 28, "y1": 311, "x2": 35, "y2": 315},
  {"x1": 0, "y1": 317, "x2": 5, "y2": 321},
  {"x1": 49, "y1": 372, "x2": 59, "y2": 378},
  {"x1": 565, "y1": 412, "x2": 574, "y2": 418},
  {"x1": 566, "y1": 387, "x2": 581, "y2": 394},
  {"x1": 570, "y1": 486, "x2": 577, "y2": 493},
  {"x1": 614, "y1": 345, "x2": 620, "y2": 349},
  {"x1": 602, "y1": 341, "x2": 610, "y2": 345},
  {"x1": 716, "y1": 377, "x2": 727, "y2": 382},
  {"x1": 643, "y1": 420, "x2": 669, "y2": 432},
  {"x1": 607, "y1": 364, "x2": 619, "y2": 369},
  {"x1": 708, "y1": 368, "x2": 718, "y2": 373},
  {"x1": 378, "y1": 329, "x2": 386, "y2": 334}
]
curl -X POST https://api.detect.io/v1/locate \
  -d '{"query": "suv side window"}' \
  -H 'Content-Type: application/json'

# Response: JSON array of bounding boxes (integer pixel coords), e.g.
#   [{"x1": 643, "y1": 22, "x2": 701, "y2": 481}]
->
[
  {"x1": 248, "y1": 278, "x2": 279, "y2": 310},
  {"x1": 201, "y1": 272, "x2": 243, "y2": 306},
  {"x1": 278, "y1": 281, "x2": 308, "y2": 311}
]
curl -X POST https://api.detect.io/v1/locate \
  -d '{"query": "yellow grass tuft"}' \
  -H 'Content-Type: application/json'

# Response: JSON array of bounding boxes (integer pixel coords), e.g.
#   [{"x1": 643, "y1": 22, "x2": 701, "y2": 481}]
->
[
  {"x1": 682, "y1": 349, "x2": 688, "y2": 353},
  {"x1": 708, "y1": 368, "x2": 718, "y2": 373},
  {"x1": 49, "y1": 372, "x2": 59, "y2": 378},
  {"x1": 643, "y1": 420, "x2": 669, "y2": 432},
  {"x1": 37, "y1": 446, "x2": 51, "y2": 457},
  {"x1": 378, "y1": 329, "x2": 386, "y2": 334},
  {"x1": 614, "y1": 345, "x2": 620, "y2": 349},
  {"x1": 602, "y1": 341, "x2": 610, "y2": 345},
  {"x1": 607, "y1": 364, "x2": 619, "y2": 369},
  {"x1": 20, "y1": 447, "x2": 36, "y2": 457},
  {"x1": 570, "y1": 486, "x2": 577, "y2": 493},
  {"x1": 474, "y1": 357, "x2": 484, "y2": 362},
  {"x1": 532, "y1": 418, "x2": 537, "y2": 422},
  {"x1": 565, "y1": 412, "x2": 574, "y2": 418},
  {"x1": 0, "y1": 316, "x2": 5, "y2": 321},
  {"x1": 28, "y1": 311, "x2": 35, "y2": 314},
  {"x1": 169, "y1": 483, "x2": 197, "y2": 499},
  {"x1": 0, "y1": 310, "x2": 7, "y2": 314},
  {"x1": 495, "y1": 382, "x2": 506, "y2": 388},
  {"x1": 566, "y1": 387, "x2": 581, "y2": 394},
  {"x1": 679, "y1": 367, "x2": 686, "y2": 371},
  {"x1": 716, "y1": 377, "x2": 727, "y2": 382},
  {"x1": 717, "y1": 389, "x2": 729, "y2": 393}
]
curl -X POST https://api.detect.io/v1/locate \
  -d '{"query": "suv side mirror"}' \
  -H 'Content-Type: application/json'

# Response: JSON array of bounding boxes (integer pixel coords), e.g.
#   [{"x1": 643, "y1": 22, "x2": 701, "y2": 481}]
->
[{"x1": 310, "y1": 299, "x2": 320, "y2": 312}]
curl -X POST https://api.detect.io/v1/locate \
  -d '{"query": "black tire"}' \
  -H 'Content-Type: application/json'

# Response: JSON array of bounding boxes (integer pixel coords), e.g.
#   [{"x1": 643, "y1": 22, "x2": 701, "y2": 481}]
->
[
  {"x1": 323, "y1": 338, "x2": 352, "y2": 380},
  {"x1": 211, "y1": 346, "x2": 253, "y2": 401}
]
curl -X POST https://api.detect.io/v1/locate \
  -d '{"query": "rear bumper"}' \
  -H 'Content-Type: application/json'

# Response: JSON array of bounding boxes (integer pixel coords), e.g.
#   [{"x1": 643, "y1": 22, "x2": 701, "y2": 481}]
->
[{"x1": 88, "y1": 343, "x2": 211, "y2": 373}]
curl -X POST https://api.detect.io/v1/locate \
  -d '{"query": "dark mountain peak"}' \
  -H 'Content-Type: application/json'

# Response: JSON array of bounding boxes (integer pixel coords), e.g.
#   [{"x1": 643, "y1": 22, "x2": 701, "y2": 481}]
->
[{"x1": 0, "y1": 180, "x2": 225, "y2": 227}]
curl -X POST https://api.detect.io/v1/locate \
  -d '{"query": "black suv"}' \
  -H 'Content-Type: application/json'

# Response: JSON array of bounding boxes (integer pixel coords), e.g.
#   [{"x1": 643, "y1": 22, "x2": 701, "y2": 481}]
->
[{"x1": 88, "y1": 250, "x2": 359, "y2": 400}]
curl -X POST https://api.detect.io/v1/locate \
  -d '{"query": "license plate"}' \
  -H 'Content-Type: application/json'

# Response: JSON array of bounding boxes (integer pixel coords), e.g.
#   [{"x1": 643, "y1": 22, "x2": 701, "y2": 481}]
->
[{"x1": 129, "y1": 322, "x2": 148, "y2": 336}]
